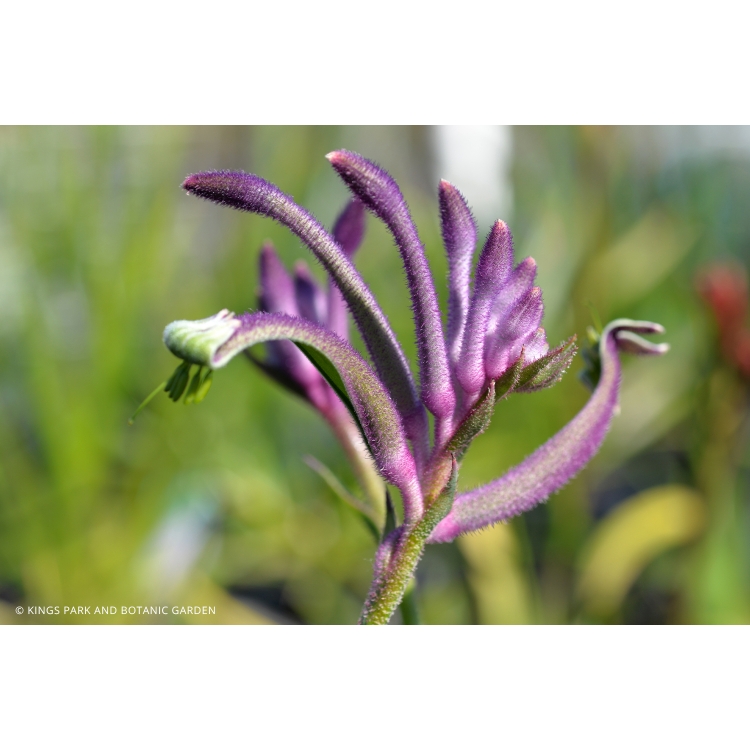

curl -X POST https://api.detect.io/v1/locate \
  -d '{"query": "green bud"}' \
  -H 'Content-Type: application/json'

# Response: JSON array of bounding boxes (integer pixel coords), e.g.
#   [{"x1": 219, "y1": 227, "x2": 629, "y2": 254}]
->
[
  {"x1": 447, "y1": 382, "x2": 496, "y2": 461},
  {"x1": 494, "y1": 350, "x2": 526, "y2": 401},
  {"x1": 586, "y1": 325, "x2": 600, "y2": 347},
  {"x1": 516, "y1": 335, "x2": 577, "y2": 393},
  {"x1": 163, "y1": 310, "x2": 241, "y2": 367}
]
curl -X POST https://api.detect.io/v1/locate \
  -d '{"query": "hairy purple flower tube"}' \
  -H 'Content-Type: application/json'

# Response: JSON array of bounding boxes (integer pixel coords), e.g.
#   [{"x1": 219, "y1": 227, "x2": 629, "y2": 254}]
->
[
  {"x1": 154, "y1": 150, "x2": 668, "y2": 624},
  {"x1": 327, "y1": 151, "x2": 455, "y2": 422},
  {"x1": 457, "y1": 220, "x2": 514, "y2": 396},
  {"x1": 439, "y1": 180, "x2": 477, "y2": 370}
]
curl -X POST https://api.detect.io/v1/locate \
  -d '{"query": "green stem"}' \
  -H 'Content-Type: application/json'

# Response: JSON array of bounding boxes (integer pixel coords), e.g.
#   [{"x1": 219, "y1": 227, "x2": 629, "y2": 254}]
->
[
  {"x1": 359, "y1": 460, "x2": 457, "y2": 625},
  {"x1": 358, "y1": 528, "x2": 428, "y2": 624}
]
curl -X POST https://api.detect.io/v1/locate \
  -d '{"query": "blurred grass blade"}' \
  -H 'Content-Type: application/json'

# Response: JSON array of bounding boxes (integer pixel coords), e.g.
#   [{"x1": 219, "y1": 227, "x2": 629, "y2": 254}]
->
[
  {"x1": 581, "y1": 208, "x2": 696, "y2": 310},
  {"x1": 304, "y1": 455, "x2": 380, "y2": 540},
  {"x1": 576, "y1": 484, "x2": 706, "y2": 617},
  {"x1": 128, "y1": 379, "x2": 169, "y2": 425},
  {"x1": 458, "y1": 523, "x2": 534, "y2": 624}
]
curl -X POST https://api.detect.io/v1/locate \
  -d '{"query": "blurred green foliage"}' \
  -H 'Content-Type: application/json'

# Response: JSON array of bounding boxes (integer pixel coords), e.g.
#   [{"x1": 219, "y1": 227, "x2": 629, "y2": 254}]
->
[{"x1": 1, "y1": 125, "x2": 749, "y2": 624}]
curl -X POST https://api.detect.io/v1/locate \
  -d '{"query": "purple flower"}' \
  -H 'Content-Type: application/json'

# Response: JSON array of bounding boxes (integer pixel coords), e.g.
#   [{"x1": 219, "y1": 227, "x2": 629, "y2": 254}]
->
[{"x1": 158, "y1": 151, "x2": 668, "y2": 624}]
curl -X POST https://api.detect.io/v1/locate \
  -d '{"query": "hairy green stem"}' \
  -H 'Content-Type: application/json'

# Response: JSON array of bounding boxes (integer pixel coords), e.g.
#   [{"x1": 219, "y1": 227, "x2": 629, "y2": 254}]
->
[{"x1": 359, "y1": 461, "x2": 457, "y2": 624}]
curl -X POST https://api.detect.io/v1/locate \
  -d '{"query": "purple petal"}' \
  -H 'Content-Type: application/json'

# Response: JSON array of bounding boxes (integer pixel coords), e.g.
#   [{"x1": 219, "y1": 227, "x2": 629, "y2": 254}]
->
[
  {"x1": 456, "y1": 220, "x2": 514, "y2": 395},
  {"x1": 294, "y1": 261, "x2": 327, "y2": 325},
  {"x1": 257, "y1": 244, "x2": 325, "y2": 400},
  {"x1": 429, "y1": 319, "x2": 669, "y2": 543},
  {"x1": 332, "y1": 198, "x2": 366, "y2": 258},
  {"x1": 486, "y1": 257, "x2": 538, "y2": 339},
  {"x1": 485, "y1": 287, "x2": 545, "y2": 380},
  {"x1": 246, "y1": 351, "x2": 318, "y2": 404},
  {"x1": 327, "y1": 151, "x2": 455, "y2": 420},
  {"x1": 258, "y1": 242, "x2": 297, "y2": 316},
  {"x1": 328, "y1": 199, "x2": 366, "y2": 341},
  {"x1": 210, "y1": 311, "x2": 424, "y2": 524},
  {"x1": 439, "y1": 180, "x2": 477, "y2": 368},
  {"x1": 523, "y1": 327, "x2": 550, "y2": 363},
  {"x1": 182, "y1": 170, "x2": 427, "y2": 448}
]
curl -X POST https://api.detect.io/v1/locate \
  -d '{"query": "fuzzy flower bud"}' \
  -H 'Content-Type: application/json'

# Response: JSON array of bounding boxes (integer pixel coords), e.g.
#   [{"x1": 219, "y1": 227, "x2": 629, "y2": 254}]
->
[{"x1": 163, "y1": 310, "x2": 241, "y2": 367}]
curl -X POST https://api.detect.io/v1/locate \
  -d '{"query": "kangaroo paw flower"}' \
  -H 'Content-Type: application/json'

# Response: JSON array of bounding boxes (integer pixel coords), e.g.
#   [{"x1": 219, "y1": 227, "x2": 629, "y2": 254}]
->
[{"x1": 164, "y1": 152, "x2": 669, "y2": 624}]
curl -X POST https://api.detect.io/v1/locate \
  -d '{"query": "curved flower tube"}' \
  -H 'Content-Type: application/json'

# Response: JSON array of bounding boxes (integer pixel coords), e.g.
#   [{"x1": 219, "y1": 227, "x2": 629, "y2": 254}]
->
[
  {"x1": 164, "y1": 310, "x2": 423, "y2": 524},
  {"x1": 428, "y1": 320, "x2": 669, "y2": 543}
]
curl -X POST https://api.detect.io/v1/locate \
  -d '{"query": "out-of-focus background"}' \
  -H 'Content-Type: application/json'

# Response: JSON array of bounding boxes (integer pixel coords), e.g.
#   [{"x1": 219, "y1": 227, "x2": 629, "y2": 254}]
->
[{"x1": 1, "y1": 125, "x2": 749, "y2": 624}]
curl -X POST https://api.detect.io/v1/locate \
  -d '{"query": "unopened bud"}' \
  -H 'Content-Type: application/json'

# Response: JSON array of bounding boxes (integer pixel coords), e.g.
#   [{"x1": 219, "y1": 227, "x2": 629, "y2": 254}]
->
[{"x1": 163, "y1": 310, "x2": 241, "y2": 367}]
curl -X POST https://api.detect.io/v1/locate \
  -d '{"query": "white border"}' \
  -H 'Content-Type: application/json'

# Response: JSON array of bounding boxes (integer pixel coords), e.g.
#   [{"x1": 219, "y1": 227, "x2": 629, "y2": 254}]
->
[
  {"x1": 2, "y1": 2, "x2": 748, "y2": 124},
  {"x1": 2, "y1": 626, "x2": 747, "y2": 746}
]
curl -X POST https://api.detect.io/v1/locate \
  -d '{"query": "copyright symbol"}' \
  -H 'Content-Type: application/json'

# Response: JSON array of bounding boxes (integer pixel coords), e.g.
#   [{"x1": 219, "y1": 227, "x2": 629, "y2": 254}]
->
[{"x1": 15, "y1": 606, "x2": 23, "y2": 615}]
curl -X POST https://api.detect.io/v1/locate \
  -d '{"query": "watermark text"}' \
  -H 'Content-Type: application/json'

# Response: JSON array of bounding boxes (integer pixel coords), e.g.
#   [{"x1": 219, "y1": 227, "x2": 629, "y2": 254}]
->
[{"x1": 20, "y1": 605, "x2": 216, "y2": 616}]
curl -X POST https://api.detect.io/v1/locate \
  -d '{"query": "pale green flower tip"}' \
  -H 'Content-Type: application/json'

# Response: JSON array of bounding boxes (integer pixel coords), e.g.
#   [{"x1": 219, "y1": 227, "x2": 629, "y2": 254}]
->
[
  {"x1": 600, "y1": 319, "x2": 668, "y2": 357},
  {"x1": 163, "y1": 309, "x2": 241, "y2": 367},
  {"x1": 602, "y1": 318, "x2": 665, "y2": 337}
]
